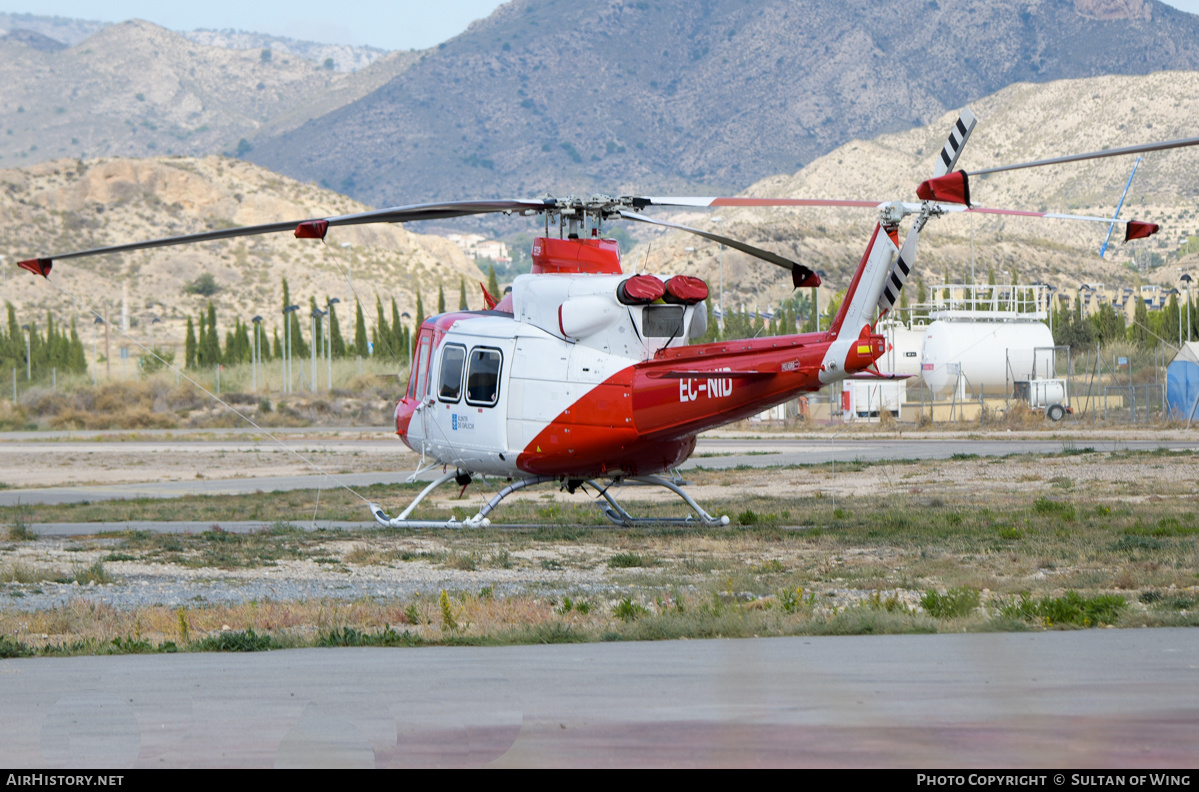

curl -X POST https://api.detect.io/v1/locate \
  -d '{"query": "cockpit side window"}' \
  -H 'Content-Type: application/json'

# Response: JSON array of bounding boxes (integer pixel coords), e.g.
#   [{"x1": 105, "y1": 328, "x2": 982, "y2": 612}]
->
[{"x1": 438, "y1": 344, "x2": 466, "y2": 403}]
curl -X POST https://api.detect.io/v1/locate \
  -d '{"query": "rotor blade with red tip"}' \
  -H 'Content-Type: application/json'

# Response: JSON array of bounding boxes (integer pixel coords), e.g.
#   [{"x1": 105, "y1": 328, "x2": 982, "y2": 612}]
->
[
  {"x1": 617, "y1": 210, "x2": 820, "y2": 288},
  {"x1": 14, "y1": 199, "x2": 554, "y2": 271},
  {"x1": 933, "y1": 204, "x2": 1162, "y2": 240}
]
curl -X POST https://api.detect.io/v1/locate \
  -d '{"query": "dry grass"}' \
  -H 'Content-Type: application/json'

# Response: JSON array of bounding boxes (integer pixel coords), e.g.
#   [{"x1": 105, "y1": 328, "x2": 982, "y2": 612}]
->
[{"x1": 1, "y1": 448, "x2": 1197, "y2": 655}]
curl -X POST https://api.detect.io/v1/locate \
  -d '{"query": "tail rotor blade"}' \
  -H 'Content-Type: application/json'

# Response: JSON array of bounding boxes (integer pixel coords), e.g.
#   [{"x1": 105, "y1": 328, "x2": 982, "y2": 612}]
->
[{"x1": 933, "y1": 107, "x2": 977, "y2": 178}]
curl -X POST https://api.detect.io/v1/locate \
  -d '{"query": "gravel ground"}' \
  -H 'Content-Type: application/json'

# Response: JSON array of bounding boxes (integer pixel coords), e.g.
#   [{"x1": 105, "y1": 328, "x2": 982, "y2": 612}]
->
[{"x1": 1, "y1": 428, "x2": 1197, "y2": 616}]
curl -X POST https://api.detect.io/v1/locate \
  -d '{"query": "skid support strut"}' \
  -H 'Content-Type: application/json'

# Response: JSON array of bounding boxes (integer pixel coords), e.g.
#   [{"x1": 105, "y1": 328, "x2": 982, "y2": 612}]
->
[
  {"x1": 368, "y1": 473, "x2": 558, "y2": 529},
  {"x1": 591, "y1": 475, "x2": 731, "y2": 527}
]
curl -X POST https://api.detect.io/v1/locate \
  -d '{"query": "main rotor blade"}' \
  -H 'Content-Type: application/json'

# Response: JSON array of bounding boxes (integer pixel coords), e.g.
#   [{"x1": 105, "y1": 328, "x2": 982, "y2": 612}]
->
[
  {"x1": 630, "y1": 197, "x2": 882, "y2": 209},
  {"x1": 17, "y1": 198, "x2": 553, "y2": 275},
  {"x1": 967, "y1": 136, "x2": 1199, "y2": 177},
  {"x1": 617, "y1": 210, "x2": 820, "y2": 287}
]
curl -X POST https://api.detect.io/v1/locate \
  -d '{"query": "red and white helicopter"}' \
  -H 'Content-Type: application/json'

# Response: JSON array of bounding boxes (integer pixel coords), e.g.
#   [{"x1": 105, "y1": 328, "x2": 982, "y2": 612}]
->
[{"x1": 18, "y1": 111, "x2": 1197, "y2": 528}]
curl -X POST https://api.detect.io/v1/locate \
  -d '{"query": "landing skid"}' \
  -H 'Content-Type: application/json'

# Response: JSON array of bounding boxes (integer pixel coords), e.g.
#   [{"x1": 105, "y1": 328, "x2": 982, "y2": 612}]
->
[{"x1": 367, "y1": 472, "x2": 729, "y2": 529}]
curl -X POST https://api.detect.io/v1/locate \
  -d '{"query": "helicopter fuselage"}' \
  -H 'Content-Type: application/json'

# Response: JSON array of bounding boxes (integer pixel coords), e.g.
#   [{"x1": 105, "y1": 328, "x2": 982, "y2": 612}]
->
[{"x1": 395, "y1": 267, "x2": 885, "y2": 479}]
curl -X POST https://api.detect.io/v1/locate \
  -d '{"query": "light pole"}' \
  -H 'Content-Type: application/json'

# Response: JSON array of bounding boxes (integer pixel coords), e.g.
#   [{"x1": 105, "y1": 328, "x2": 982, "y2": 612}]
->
[
  {"x1": 310, "y1": 308, "x2": 325, "y2": 393},
  {"x1": 283, "y1": 304, "x2": 299, "y2": 393},
  {"x1": 325, "y1": 298, "x2": 339, "y2": 390}
]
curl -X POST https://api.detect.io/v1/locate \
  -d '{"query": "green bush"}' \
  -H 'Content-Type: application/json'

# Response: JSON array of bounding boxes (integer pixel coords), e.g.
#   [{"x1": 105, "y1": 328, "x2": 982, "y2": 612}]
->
[
  {"x1": 921, "y1": 587, "x2": 981, "y2": 619},
  {"x1": 997, "y1": 591, "x2": 1126, "y2": 627},
  {"x1": 0, "y1": 636, "x2": 33, "y2": 658},
  {"x1": 193, "y1": 628, "x2": 278, "y2": 652},
  {"x1": 317, "y1": 625, "x2": 422, "y2": 647},
  {"x1": 613, "y1": 598, "x2": 649, "y2": 622},
  {"x1": 608, "y1": 552, "x2": 654, "y2": 568}
]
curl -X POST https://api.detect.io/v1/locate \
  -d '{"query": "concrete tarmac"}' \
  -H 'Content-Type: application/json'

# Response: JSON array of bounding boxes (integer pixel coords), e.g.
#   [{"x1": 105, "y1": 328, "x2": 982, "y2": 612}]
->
[{"x1": 1, "y1": 629, "x2": 1196, "y2": 768}]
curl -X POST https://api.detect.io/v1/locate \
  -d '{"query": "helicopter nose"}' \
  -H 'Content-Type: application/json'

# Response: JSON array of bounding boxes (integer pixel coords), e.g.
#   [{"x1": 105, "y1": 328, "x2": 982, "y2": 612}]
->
[{"x1": 395, "y1": 398, "x2": 418, "y2": 439}]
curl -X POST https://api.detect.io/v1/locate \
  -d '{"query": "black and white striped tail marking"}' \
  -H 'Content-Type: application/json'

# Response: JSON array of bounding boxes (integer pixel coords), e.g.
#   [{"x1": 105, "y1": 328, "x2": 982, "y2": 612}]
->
[
  {"x1": 933, "y1": 107, "x2": 977, "y2": 178},
  {"x1": 877, "y1": 226, "x2": 921, "y2": 314}
]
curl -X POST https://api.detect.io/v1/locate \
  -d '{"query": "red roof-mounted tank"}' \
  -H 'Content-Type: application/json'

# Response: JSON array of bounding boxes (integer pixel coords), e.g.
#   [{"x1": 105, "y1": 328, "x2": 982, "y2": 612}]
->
[{"x1": 531, "y1": 237, "x2": 622, "y2": 274}]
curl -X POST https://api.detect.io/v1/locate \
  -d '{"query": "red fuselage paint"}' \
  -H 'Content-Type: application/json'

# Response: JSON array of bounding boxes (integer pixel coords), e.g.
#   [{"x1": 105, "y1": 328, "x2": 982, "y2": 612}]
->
[{"x1": 515, "y1": 329, "x2": 886, "y2": 478}]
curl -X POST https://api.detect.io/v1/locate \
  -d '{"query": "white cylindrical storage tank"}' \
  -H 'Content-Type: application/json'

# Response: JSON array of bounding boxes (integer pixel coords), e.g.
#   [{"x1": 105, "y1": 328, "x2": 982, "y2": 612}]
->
[
  {"x1": 879, "y1": 321, "x2": 927, "y2": 379},
  {"x1": 921, "y1": 319, "x2": 1055, "y2": 397}
]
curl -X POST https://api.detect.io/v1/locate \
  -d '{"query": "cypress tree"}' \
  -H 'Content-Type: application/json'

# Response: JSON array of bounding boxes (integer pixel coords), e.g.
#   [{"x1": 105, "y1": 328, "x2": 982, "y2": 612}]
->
[
  {"x1": 203, "y1": 303, "x2": 221, "y2": 366},
  {"x1": 328, "y1": 300, "x2": 346, "y2": 358},
  {"x1": 487, "y1": 266, "x2": 499, "y2": 300},
  {"x1": 415, "y1": 290, "x2": 425, "y2": 328},
  {"x1": 390, "y1": 298, "x2": 404, "y2": 360},
  {"x1": 374, "y1": 297, "x2": 392, "y2": 359},
  {"x1": 353, "y1": 299, "x2": 368, "y2": 357},
  {"x1": 458, "y1": 277, "x2": 468, "y2": 310},
  {"x1": 437, "y1": 283, "x2": 446, "y2": 314},
  {"x1": 235, "y1": 319, "x2": 251, "y2": 364},
  {"x1": 196, "y1": 311, "x2": 208, "y2": 368},
  {"x1": 69, "y1": 317, "x2": 86, "y2": 373},
  {"x1": 289, "y1": 309, "x2": 307, "y2": 359},
  {"x1": 185, "y1": 316, "x2": 197, "y2": 369}
]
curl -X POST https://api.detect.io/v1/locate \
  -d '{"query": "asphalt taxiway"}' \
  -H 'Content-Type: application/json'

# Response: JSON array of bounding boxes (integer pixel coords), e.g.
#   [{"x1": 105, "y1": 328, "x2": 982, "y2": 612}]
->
[{"x1": 2, "y1": 629, "x2": 1195, "y2": 767}]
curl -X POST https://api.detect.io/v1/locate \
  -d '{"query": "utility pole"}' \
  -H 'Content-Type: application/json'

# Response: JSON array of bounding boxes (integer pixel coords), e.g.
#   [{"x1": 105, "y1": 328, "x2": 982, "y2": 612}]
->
[
  {"x1": 283, "y1": 305, "x2": 299, "y2": 393},
  {"x1": 325, "y1": 298, "x2": 339, "y2": 391}
]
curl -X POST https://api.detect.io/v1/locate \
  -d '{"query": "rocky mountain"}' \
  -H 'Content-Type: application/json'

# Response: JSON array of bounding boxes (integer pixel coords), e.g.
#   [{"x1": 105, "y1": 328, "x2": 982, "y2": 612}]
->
[
  {"x1": 180, "y1": 30, "x2": 391, "y2": 74},
  {"x1": 0, "y1": 12, "x2": 107, "y2": 47},
  {"x1": 0, "y1": 156, "x2": 483, "y2": 351},
  {"x1": 0, "y1": 12, "x2": 389, "y2": 71},
  {"x1": 636, "y1": 71, "x2": 1199, "y2": 314},
  {"x1": 246, "y1": 0, "x2": 1199, "y2": 212},
  {"x1": 0, "y1": 19, "x2": 418, "y2": 168}
]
